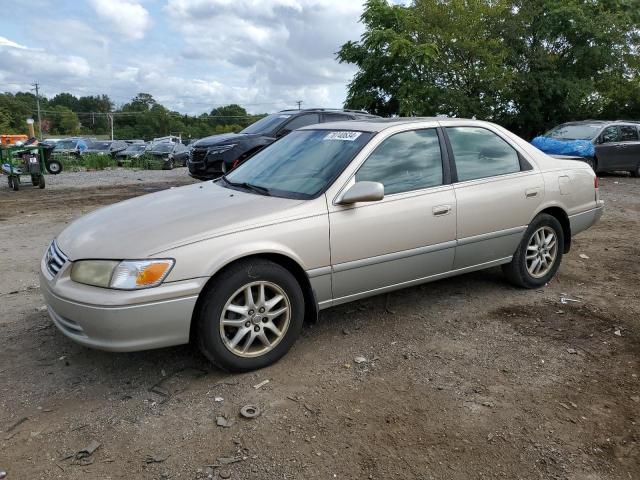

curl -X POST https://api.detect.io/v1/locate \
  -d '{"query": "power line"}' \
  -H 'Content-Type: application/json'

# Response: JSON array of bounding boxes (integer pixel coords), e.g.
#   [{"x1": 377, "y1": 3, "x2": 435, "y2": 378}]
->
[{"x1": 32, "y1": 109, "x2": 262, "y2": 119}]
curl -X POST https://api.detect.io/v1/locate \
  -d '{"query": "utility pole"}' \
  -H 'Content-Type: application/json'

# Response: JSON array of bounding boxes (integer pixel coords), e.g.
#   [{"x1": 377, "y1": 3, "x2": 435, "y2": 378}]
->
[
  {"x1": 31, "y1": 82, "x2": 43, "y2": 140},
  {"x1": 296, "y1": 100, "x2": 303, "y2": 110},
  {"x1": 108, "y1": 113, "x2": 114, "y2": 140}
]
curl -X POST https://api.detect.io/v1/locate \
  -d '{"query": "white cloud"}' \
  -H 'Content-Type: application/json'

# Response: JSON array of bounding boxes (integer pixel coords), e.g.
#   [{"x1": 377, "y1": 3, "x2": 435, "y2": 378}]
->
[
  {"x1": 0, "y1": 36, "x2": 28, "y2": 50},
  {"x1": 89, "y1": 0, "x2": 150, "y2": 41},
  {"x1": 1, "y1": 1, "x2": 368, "y2": 114},
  {"x1": 164, "y1": 0, "x2": 363, "y2": 107}
]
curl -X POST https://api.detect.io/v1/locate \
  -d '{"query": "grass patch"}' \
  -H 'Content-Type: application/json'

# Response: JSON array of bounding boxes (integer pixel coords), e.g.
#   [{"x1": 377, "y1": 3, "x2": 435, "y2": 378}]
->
[{"x1": 54, "y1": 152, "x2": 164, "y2": 171}]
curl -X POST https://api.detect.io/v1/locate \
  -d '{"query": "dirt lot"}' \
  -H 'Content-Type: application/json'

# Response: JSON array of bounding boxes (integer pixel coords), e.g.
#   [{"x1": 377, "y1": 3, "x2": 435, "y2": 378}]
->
[{"x1": 0, "y1": 169, "x2": 638, "y2": 480}]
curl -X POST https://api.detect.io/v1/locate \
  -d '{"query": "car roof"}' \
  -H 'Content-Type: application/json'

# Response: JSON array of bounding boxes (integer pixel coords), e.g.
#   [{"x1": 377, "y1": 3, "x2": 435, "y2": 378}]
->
[
  {"x1": 299, "y1": 116, "x2": 479, "y2": 133},
  {"x1": 559, "y1": 120, "x2": 640, "y2": 126},
  {"x1": 278, "y1": 108, "x2": 378, "y2": 117}
]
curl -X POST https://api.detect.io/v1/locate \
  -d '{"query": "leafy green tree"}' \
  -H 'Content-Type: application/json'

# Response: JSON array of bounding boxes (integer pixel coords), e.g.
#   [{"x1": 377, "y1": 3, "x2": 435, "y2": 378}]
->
[
  {"x1": 210, "y1": 104, "x2": 251, "y2": 127},
  {"x1": 338, "y1": 0, "x2": 640, "y2": 138}
]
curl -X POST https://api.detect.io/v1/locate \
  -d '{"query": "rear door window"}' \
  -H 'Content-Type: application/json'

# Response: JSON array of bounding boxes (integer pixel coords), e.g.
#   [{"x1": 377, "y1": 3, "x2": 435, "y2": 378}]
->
[
  {"x1": 619, "y1": 125, "x2": 639, "y2": 142},
  {"x1": 323, "y1": 113, "x2": 353, "y2": 123},
  {"x1": 446, "y1": 127, "x2": 521, "y2": 182}
]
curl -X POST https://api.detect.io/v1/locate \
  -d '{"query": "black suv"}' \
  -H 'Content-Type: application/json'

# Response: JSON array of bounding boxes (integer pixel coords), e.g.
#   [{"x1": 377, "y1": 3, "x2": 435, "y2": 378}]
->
[{"x1": 187, "y1": 108, "x2": 378, "y2": 180}]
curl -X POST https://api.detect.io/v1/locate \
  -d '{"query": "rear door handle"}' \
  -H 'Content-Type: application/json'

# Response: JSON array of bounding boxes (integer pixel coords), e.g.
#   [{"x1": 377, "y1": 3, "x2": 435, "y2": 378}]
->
[
  {"x1": 525, "y1": 188, "x2": 540, "y2": 198},
  {"x1": 433, "y1": 205, "x2": 452, "y2": 216}
]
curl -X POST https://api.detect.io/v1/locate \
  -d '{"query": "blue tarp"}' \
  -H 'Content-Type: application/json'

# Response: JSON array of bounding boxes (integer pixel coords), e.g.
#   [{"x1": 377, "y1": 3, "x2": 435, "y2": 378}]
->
[{"x1": 530, "y1": 136, "x2": 595, "y2": 158}]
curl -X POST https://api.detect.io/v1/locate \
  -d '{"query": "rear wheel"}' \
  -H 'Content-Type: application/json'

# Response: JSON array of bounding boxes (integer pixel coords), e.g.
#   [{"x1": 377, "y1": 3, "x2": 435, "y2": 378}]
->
[
  {"x1": 631, "y1": 163, "x2": 640, "y2": 178},
  {"x1": 196, "y1": 259, "x2": 304, "y2": 372},
  {"x1": 46, "y1": 159, "x2": 63, "y2": 175},
  {"x1": 502, "y1": 213, "x2": 564, "y2": 288}
]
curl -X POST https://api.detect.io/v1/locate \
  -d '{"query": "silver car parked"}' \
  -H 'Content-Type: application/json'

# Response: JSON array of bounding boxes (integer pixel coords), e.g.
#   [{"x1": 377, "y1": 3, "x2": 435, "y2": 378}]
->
[{"x1": 40, "y1": 118, "x2": 604, "y2": 371}]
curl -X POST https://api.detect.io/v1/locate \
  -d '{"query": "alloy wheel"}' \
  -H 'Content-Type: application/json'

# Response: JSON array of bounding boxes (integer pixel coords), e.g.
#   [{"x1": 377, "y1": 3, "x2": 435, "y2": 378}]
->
[
  {"x1": 525, "y1": 226, "x2": 558, "y2": 278},
  {"x1": 219, "y1": 281, "x2": 291, "y2": 358}
]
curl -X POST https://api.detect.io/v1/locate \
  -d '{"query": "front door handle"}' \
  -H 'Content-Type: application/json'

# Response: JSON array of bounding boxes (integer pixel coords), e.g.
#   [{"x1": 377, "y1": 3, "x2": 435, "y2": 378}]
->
[
  {"x1": 433, "y1": 205, "x2": 452, "y2": 216},
  {"x1": 525, "y1": 188, "x2": 540, "y2": 199}
]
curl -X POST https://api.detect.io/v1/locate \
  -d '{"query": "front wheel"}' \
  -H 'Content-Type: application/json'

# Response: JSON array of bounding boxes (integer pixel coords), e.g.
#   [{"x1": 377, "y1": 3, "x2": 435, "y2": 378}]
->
[
  {"x1": 196, "y1": 259, "x2": 304, "y2": 372},
  {"x1": 630, "y1": 163, "x2": 640, "y2": 178},
  {"x1": 502, "y1": 213, "x2": 564, "y2": 288}
]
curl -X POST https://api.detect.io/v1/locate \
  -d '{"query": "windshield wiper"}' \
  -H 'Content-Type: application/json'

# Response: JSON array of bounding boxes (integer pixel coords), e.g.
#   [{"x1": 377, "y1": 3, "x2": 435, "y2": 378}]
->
[{"x1": 220, "y1": 177, "x2": 271, "y2": 196}]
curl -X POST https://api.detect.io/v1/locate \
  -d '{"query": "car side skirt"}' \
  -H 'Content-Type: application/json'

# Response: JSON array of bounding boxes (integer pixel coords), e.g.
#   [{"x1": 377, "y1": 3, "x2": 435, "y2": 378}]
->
[{"x1": 317, "y1": 256, "x2": 513, "y2": 309}]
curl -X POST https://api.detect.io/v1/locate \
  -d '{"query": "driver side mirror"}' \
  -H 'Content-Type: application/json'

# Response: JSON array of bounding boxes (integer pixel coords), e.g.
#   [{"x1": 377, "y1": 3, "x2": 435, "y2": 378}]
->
[{"x1": 337, "y1": 181, "x2": 384, "y2": 205}]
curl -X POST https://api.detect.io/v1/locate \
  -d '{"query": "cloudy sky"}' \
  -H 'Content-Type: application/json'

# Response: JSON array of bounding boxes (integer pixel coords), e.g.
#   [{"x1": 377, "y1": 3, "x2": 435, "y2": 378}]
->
[{"x1": 0, "y1": 0, "x2": 398, "y2": 114}]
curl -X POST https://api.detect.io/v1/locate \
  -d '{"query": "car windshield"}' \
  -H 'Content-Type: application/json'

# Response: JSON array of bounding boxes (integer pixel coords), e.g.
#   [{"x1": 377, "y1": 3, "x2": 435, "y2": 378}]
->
[
  {"x1": 223, "y1": 129, "x2": 373, "y2": 199},
  {"x1": 149, "y1": 143, "x2": 173, "y2": 153},
  {"x1": 545, "y1": 124, "x2": 601, "y2": 140},
  {"x1": 240, "y1": 114, "x2": 292, "y2": 135},
  {"x1": 54, "y1": 140, "x2": 77, "y2": 150},
  {"x1": 87, "y1": 141, "x2": 111, "y2": 151}
]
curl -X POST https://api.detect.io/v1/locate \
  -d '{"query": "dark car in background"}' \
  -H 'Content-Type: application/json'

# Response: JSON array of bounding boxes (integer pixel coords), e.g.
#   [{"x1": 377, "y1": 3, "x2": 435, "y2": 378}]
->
[
  {"x1": 53, "y1": 138, "x2": 89, "y2": 156},
  {"x1": 146, "y1": 141, "x2": 190, "y2": 169},
  {"x1": 188, "y1": 108, "x2": 378, "y2": 180},
  {"x1": 85, "y1": 140, "x2": 128, "y2": 157},
  {"x1": 532, "y1": 120, "x2": 640, "y2": 177},
  {"x1": 115, "y1": 143, "x2": 147, "y2": 165}
]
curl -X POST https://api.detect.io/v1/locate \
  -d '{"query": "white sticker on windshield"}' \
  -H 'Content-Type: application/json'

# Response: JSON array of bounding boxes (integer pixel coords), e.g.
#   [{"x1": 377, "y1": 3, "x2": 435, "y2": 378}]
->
[
  {"x1": 278, "y1": 115, "x2": 292, "y2": 119},
  {"x1": 324, "y1": 131, "x2": 362, "y2": 141}
]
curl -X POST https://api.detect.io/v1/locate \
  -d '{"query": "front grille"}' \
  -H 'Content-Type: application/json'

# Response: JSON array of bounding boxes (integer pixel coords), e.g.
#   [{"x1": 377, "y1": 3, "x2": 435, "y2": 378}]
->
[
  {"x1": 190, "y1": 148, "x2": 208, "y2": 164},
  {"x1": 46, "y1": 241, "x2": 68, "y2": 277}
]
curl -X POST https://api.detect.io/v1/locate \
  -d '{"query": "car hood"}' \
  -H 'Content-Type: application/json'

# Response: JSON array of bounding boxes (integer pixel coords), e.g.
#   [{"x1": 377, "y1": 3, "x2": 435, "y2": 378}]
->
[
  {"x1": 56, "y1": 182, "x2": 307, "y2": 260},
  {"x1": 195, "y1": 132, "x2": 262, "y2": 148}
]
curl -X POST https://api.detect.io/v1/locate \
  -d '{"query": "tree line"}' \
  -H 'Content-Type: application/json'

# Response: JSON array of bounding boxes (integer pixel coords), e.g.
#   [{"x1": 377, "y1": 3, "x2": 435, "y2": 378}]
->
[
  {"x1": 0, "y1": 91, "x2": 265, "y2": 141},
  {"x1": 338, "y1": 0, "x2": 640, "y2": 139}
]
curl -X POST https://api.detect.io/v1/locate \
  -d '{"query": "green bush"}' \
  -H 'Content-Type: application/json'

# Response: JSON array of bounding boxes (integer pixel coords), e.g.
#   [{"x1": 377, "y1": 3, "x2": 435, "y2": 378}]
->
[
  {"x1": 53, "y1": 152, "x2": 165, "y2": 171},
  {"x1": 83, "y1": 153, "x2": 118, "y2": 170}
]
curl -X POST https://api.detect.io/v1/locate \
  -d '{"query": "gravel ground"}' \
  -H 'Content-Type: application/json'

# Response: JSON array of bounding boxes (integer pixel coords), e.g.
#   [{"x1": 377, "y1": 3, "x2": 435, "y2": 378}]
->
[
  {"x1": 0, "y1": 171, "x2": 638, "y2": 479},
  {"x1": 37, "y1": 167, "x2": 197, "y2": 190}
]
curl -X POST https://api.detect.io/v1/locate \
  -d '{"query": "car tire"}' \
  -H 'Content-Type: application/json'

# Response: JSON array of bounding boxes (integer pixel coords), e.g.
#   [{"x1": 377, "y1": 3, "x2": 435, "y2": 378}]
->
[
  {"x1": 46, "y1": 160, "x2": 63, "y2": 175},
  {"x1": 631, "y1": 163, "x2": 640, "y2": 178},
  {"x1": 38, "y1": 175, "x2": 45, "y2": 189},
  {"x1": 196, "y1": 259, "x2": 305, "y2": 372},
  {"x1": 502, "y1": 213, "x2": 564, "y2": 289}
]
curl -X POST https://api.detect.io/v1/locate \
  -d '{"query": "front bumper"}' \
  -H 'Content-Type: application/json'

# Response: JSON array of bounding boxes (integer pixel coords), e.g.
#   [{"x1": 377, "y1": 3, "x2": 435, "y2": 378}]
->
[{"x1": 40, "y1": 256, "x2": 206, "y2": 352}]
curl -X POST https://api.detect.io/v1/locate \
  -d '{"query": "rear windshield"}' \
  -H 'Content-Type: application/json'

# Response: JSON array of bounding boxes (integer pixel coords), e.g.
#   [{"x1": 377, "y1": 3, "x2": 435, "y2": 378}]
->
[{"x1": 545, "y1": 124, "x2": 601, "y2": 140}]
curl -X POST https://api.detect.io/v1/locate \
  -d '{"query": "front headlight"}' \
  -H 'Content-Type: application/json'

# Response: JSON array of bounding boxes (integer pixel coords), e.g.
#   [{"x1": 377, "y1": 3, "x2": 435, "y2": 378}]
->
[
  {"x1": 208, "y1": 144, "x2": 236, "y2": 155},
  {"x1": 71, "y1": 259, "x2": 174, "y2": 290}
]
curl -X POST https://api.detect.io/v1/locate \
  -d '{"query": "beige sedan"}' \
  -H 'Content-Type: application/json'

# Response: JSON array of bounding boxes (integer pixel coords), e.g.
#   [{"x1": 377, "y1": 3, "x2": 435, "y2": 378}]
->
[{"x1": 40, "y1": 118, "x2": 604, "y2": 371}]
